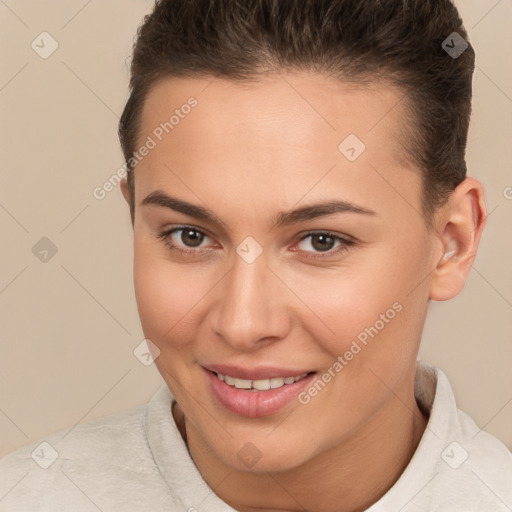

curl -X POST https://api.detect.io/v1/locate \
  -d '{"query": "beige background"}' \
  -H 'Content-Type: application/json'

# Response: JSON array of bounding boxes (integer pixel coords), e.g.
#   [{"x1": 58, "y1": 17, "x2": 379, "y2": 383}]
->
[{"x1": 0, "y1": 0, "x2": 511, "y2": 457}]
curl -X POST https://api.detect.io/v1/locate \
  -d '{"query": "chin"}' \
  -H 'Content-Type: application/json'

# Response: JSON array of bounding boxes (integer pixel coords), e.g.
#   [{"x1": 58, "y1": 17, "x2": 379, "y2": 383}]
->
[{"x1": 209, "y1": 432, "x2": 318, "y2": 474}]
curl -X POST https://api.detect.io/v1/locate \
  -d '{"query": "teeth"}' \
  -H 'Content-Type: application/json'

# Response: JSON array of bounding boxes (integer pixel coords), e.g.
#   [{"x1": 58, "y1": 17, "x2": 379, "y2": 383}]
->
[
  {"x1": 270, "y1": 377, "x2": 285, "y2": 388},
  {"x1": 252, "y1": 379, "x2": 271, "y2": 391},
  {"x1": 234, "y1": 378, "x2": 252, "y2": 389},
  {"x1": 216, "y1": 372, "x2": 308, "y2": 390}
]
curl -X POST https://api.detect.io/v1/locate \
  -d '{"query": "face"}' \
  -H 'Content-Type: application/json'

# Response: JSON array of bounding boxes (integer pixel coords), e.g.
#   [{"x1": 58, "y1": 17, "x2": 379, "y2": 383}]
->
[{"x1": 127, "y1": 72, "x2": 440, "y2": 472}]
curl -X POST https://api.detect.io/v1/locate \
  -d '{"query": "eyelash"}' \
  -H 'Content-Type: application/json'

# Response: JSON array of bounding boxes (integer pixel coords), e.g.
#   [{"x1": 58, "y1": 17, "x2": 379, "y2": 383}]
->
[{"x1": 156, "y1": 225, "x2": 356, "y2": 260}]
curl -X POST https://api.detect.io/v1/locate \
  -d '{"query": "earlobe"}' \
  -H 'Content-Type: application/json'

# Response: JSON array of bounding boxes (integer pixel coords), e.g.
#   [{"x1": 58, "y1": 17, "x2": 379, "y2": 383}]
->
[{"x1": 429, "y1": 178, "x2": 487, "y2": 301}]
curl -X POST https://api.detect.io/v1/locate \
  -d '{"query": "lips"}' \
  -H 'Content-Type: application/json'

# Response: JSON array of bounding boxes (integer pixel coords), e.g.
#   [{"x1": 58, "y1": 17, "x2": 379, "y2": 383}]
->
[{"x1": 202, "y1": 364, "x2": 316, "y2": 417}]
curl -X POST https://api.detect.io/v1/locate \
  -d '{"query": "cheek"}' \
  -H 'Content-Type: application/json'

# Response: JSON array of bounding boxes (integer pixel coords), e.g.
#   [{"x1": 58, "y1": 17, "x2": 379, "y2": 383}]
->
[
  {"x1": 287, "y1": 251, "x2": 426, "y2": 439},
  {"x1": 284, "y1": 253, "x2": 408, "y2": 352},
  {"x1": 287, "y1": 242, "x2": 428, "y2": 385},
  {"x1": 132, "y1": 237, "x2": 207, "y2": 347}
]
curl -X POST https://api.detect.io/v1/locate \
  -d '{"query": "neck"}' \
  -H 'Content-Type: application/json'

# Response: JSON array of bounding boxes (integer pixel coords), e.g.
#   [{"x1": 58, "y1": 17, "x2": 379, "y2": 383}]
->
[{"x1": 174, "y1": 373, "x2": 428, "y2": 512}]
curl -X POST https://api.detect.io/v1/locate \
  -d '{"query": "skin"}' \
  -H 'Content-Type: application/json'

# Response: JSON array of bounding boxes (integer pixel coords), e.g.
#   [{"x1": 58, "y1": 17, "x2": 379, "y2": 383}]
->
[{"x1": 120, "y1": 72, "x2": 486, "y2": 512}]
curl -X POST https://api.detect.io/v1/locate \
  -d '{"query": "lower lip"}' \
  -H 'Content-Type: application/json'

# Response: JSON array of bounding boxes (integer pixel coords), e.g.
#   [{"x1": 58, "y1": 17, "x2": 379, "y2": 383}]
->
[{"x1": 204, "y1": 368, "x2": 316, "y2": 418}]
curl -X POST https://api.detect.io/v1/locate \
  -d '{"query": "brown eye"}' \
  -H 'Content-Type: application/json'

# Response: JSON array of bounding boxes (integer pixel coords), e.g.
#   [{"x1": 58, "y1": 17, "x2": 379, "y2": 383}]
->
[
  {"x1": 157, "y1": 226, "x2": 212, "y2": 256},
  {"x1": 310, "y1": 234, "x2": 336, "y2": 252},
  {"x1": 294, "y1": 231, "x2": 355, "y2": 259},
  {"x1": 180, "y1": 228, "x2": 205, "y2": 247}
]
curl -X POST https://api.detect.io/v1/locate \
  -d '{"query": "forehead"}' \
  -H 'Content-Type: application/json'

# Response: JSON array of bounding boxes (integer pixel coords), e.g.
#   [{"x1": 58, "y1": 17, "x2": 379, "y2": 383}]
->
[
  {"x1": 139, "y1": 72, "x2": 410, "y2": 156},
  {"x1": 133, "y1": 72, "x2": 421, "y2": 227}
]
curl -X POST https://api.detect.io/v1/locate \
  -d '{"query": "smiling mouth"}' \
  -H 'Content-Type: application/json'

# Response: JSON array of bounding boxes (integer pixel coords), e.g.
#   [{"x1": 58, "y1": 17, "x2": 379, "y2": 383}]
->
[
  {"x1": 204, "y1": 368, "x2": 318, "y2": 417},
  {"x1": 213, "y1": 371, "x2": 312, "y2": 391}
]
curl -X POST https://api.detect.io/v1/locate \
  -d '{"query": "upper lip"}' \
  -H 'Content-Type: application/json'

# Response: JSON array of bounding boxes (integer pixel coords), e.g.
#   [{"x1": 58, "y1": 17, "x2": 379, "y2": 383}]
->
[{"x1": 203, "y1": 364, "x2": 314, "y2": 380}]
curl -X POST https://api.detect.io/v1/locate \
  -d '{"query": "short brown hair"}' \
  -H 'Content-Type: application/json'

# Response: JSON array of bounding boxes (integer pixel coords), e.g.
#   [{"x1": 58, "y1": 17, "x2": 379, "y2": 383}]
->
[{"x1": 119, "y1": 0, "x2": 474, "y2": 229}]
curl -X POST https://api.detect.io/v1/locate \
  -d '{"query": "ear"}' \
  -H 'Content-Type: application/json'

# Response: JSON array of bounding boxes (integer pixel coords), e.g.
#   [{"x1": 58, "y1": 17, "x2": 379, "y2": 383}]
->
[
  {"x1": 429, "y1": 177, "x2": 487, "y2": 301},
  {"x1": 120, "y1": 177, "x2": 135, "y2": 228},
  {"x1": 120, "y1": 178, "x2": 131, "y2": 205}
]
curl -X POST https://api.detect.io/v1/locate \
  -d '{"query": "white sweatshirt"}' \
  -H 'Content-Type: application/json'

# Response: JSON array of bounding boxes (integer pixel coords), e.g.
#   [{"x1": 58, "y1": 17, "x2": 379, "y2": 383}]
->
[{"x1": 1, "y1": 360, "x2": 511, "y2": 511}]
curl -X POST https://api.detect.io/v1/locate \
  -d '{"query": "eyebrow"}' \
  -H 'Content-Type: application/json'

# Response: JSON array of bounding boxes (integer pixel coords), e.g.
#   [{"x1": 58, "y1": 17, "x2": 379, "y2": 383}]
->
[{"x1": 141, "y1": 190, "x2": 377, "y2": 230}]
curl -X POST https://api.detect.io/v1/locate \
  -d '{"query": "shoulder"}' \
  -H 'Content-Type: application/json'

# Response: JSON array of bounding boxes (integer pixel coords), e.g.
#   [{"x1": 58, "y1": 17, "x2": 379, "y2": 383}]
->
[
  {"x1": 456, "y1": 407, "x2": 512, "y2": 485},
  {"x1": 1, "y1": 400, "x2": 147, "y2": 469},
  {"x1": 417, "y1": 363, "x2": 512, "y2": 510},
  {"x1": 0, "y1": 398, "x2": 172, "y2": 511},
  {"x1": 422, "y1": 410, "x2": 512, "y2": 511},
  {"x1": 370, "y1": 362, "x2": 512, "y2": 511},
  {"x1": 433, "y1": 363, "x2": 512, "y2": 484}
]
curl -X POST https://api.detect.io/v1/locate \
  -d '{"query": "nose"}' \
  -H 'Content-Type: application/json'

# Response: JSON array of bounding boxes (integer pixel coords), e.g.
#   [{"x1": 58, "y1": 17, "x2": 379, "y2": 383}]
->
[{"x1": 211, "y1": 250, "x2": 292, "y2": 352}]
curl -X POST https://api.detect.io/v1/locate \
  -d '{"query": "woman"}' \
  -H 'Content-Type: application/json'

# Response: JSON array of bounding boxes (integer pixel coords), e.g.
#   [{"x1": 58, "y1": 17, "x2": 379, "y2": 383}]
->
[{"x1": 2, "y1": 1, "x2": 511, "y2": 510}]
